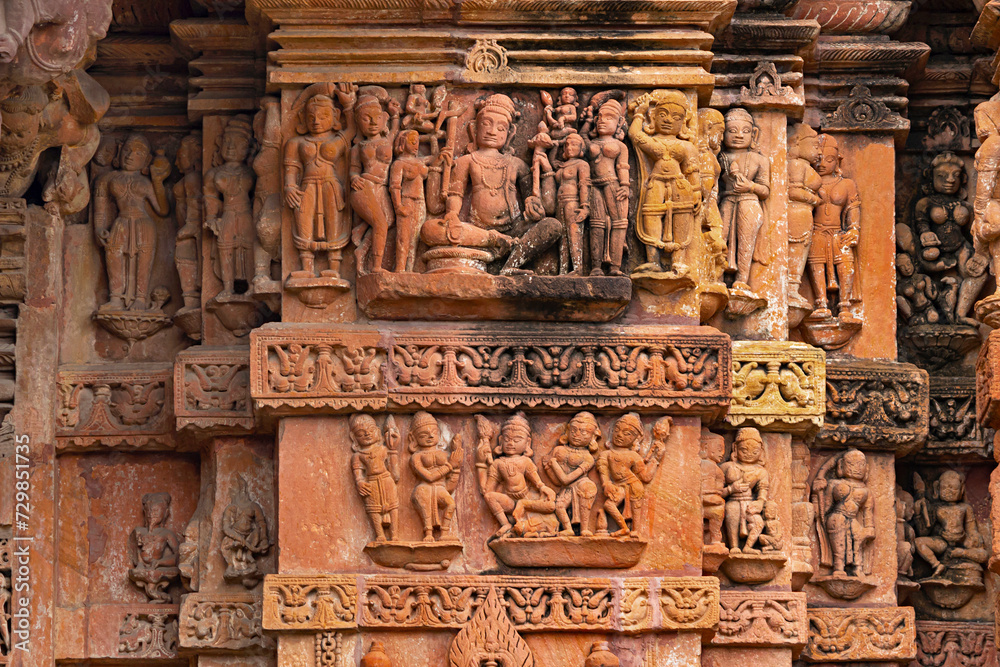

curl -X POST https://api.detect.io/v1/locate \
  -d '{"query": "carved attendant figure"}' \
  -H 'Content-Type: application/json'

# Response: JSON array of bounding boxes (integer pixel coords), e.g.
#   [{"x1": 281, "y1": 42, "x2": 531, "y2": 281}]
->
[
  {"x1": 809, "y1": 134, "x2": 861, "y2": 322},
  {"x1": 542, "y1": 87, "x2": 580, "y2": 139},
  {"x1": 220, "y1": 476, "x2": 270, "y2": 587},
  {"x1": 720, "y1": 427, "x2": 769, "y2": 554},
  {"x1": 544, "y1": 412, "x2": 600, "y2": 536},
  {"x1": 972, "y1": 93, "x2": 1000, "y2": 314},
  {"x1": 813, "y1": 448, "x2": 874, "y2": 578},
  {"x1": 719, "y1": 108, "x2": 770, "y2": 301},
  {"x1": 482, "y1": 412, "x2": 556, "y2": 538},
  {"x1": 408, "y1": 412, "x2": 463, "y2": 542},
  {"x1": 94, "y1": 133, "x2": 171, "y2": 312},
  {"x1": 596, "y1": 413, "x2": 669, "y2": 537},
  {"x1": 913, "y1": 470, "x2": 987, "y2": 581},
  {"x1": 554, "y1": 133, "x2": 591, "y2": 275},
  {"x1": 128, "y1": 492, "x2": 180, "y2": 603},
  {"x1": 700, "y1": 428, "x2": 726, "y2": 548},
  {"x1": 581, "y1": 94, "x2": 630, "y2": 276},
  {"x1": 787, "y1": 124, "x2": 822, "y2": 310},
  {"x1": 628, "y1": 90, "x2": 701, "y2": 278},
  {"x1": 252, "y1": 96, "x2": 282, "y2": 291},
  {"x1": 204, "y1": 115, "x2": 256, "y2": 297},
  {"x1": 389, "y1": 130, "x2": 430, "y2": 272},
  {"x1": 350, "y1": 87, "x2": 400, "y2": 274},
  {"x1": 350, "y1": 414, "x2": 400, "y2": 543},
  {"x1": 283, "y1": 83, "x2": 357, "y2": 283},
  {"x1": 697, "y1": 108, "x2": 728, "y2": 285},
  {"x1": 173, "y1": 132, "x2": 202, "y2": 328}
]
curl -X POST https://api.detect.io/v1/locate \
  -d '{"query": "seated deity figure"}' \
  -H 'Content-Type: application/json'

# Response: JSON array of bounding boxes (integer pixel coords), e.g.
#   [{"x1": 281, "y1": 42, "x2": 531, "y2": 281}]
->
[
  {"x1": 543, "y1": 412, "x2": 600, "y2": 536},
  {"x1": 913, "y1": 470, "x2": 988, "y2": 584},
  {"x1": 720, "y1": 427, "x2": 769, "y2": 554},
  {"x1": 128, "y1": 492, "x2": 180, "y2": 603},
  {"x1": 421, "y1": 93, "x2": 563, "y2": 275},
  {"x1": 812, "y1": 449, "x2": 874, "y2": 578}
]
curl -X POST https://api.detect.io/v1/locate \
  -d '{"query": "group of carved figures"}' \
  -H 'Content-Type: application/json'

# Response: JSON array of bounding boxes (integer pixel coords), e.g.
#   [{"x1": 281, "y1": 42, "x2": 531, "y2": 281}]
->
[
  {"x1": 127, "y1": 483, "x2": 271, "y2": 603},
  {"x1": 350, "y1": 411, "x2": 669, "y2": 547}
]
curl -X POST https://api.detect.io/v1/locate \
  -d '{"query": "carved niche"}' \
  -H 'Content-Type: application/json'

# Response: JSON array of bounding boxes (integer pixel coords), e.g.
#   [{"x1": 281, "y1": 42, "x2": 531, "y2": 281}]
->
[{"x1": 128, "y1": 492, "x2": 182, "y2": 603}]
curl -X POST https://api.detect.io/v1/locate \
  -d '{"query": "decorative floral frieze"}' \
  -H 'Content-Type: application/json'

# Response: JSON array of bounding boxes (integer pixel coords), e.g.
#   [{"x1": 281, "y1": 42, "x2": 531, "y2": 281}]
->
[
  {"x1": 802, "y1": 607, "x2": 916, "y2": 662},
  {"x1": 179, "y1": 593, "x2": 269, "y2": 651},
  {"x1": 56, "y1": 363, "x2": 173, "y2": 450},
  {"x1": 118, "y1": 607, "x2": 179, "y2": 659},
  {"x1": 712, "y1": 591, "x2": 807, "y2": 648},
  {"x1": 915, "y1": 620, "x2": 996, "y2": 667},
  {"x1": 262, "y1": 575, "x2": 357, "y2": 632},
  {"x1": 728, "y1": 341, "x2": 825, "y2": 435},
  {"x1": 174, "y1": 347, "x2": 253, "y2": 433},
  {"x1": 815, "y1": 359, "x2": 928, "y2": 456},
  {"x1": 251, "y1": 325, "x2": 731, "y2": 417},
  {"x1": 263, "y1": 574, "x2": 718, "y2": 633}
]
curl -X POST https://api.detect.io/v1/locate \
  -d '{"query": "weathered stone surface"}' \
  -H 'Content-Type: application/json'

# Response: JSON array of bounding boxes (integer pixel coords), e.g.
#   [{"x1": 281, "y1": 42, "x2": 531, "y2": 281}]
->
[
  {"x1": 802, "y1": 606, "x2": 917, "y2": 662},
  {"x1": 728, "y1": 340, "x2": 825, "y2": 435},
  {"x1": 174, "y1": 346, "x2": 253, "y2": 434}
]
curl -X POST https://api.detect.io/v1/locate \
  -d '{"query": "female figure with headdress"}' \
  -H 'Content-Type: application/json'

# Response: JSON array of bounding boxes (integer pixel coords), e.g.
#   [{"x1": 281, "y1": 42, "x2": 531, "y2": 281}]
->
[
  {"x1": 719, "y1": 108, "x2": 771, "y2": 298},
  {"x1": 283, "y1": 83, "x2": 358, "y2": 282},
  {"x1": 350, "y1": 87, "x2": 400, "y2": 274},
  {"x1": 596, "y1": 413, "x2": 669, "y2": 537},
  {"x1": 697, "y1": 108, "x2": 728, "y2": 285},
  {"x1": 204, "y1": 115, "x2": 256, "y2": 297},
  {"x1": 350, "y1": 414, "x2": 400, "y2": 543},
  {"x1": 811, "y1": 448, "x2": 874, "y2": 577},
  {"x1": 719, "y1": 427, "x2": 769, "y2": 554},
  {"x1": 580, "y1": 92, "x2": 630, "y2": 276},
  {"x1": 94, "y1": 132, "x2": 171, "y2": 312},
  {"x1": 544, "y1": 411, "x2": 601, "y2": 536},
  {"x1": 408, "y1": 412, "x2": 462, "y2": 542},
  {"x1": 627, "y1": 89, "x2": 701, "y2": 278},
  {"x1": 787, "y1": 124, "x2": 822, "y2": 310}
]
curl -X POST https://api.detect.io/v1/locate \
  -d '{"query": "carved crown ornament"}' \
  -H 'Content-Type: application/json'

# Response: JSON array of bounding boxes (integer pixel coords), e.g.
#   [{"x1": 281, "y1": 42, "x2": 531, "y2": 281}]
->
[{"x1": 250, "y1": 324, "x2": 731, "y2": 418}]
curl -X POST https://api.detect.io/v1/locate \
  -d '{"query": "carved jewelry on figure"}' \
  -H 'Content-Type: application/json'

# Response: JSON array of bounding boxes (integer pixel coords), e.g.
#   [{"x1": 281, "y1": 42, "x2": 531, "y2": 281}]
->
[
  {"x1": 172, "y1": 131, "x2": 203, "y2": 340},
  {"x1": 811, "y1": 448, "x2": 876, "y2": 600},
  {"x1": 407, "y1": 411, "x2": 463, "y2": 542},
  {"x1": 581, "y1": 90, "x2": 630, "y2": 277},
  {"x1": 543, "y1": 411, "x2": 600, "y2": 536},
  {"x1": 92, "y1": 132, "x2": 173, "y2": 344},
  {"x1": 799, "y1": 134, "x2": 864, "y2": 350},
  {"x1": 128, "y1": 492, "x2": 181, "y2": 603},
  {"x1": 220, "y1": 475, "x2": 271, "y2": 588},
  {"x1": 597, "y1": 413, "x2": 669, "y2": 537}
]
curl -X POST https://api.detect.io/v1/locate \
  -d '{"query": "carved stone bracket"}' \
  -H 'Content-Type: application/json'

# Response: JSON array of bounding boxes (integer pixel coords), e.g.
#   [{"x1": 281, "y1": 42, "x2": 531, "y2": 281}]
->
[
  {"x1": 117, "y1": 606, "x2": 180, "y2": 660},
  {"x1": 727, "y1": 341, "x2": 825, "y2": 436},
  {"x1": 179, "y1": 593, "x2": 271, "y2": 652},
  {"x1": 56, "y1": 363, "x2": 174, "y2": 450},
  {"x1": 815, "y1": 358, "x2": 929, "y2": 456},
  {"x1": 915, "y1": 620, "x2": 997, "y2": 667},
  {"x1": 802, "y1": 606, "x2": 916, "y2": 662},
  {"x1": 821, "y1": 84, "x2": 908, "y2": 134},
  {"x1": 711, "y1": 591, "x2": 808, "y2": 651},
  {"x1": 976, "y1": 329, "x2": 1000, "y2": 429},
  {"x1": 251, "y1": 324, "x2": 732, "y2": 418},
  {"x1": 174, "y1": 347, "x2": 253, "y2": 434},
  {"x1": 263, "y1": 574, "x2": 719, "y2": 635},
  {"x1": 916, "y1": 377, "x2": 988, "y2": 461}
]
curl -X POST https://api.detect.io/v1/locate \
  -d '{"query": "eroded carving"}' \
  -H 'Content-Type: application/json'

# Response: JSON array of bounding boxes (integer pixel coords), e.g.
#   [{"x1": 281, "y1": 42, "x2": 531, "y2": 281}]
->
[
  {"x1": 728, "y1": 340, "x2": 825, "y2": 435},
  {"x1": 172, "y1": 132, "x2": 203, "y2": 341},
  {"x1": 176, "y1": 348, "x2": 252, "y2": 433},
  {"x1": 128, "y1": 492, "x2": 181, "y2": 603},
  {"x1": 803, "y1": 607, "x2": 916, "y2": 662},
  {"x1": 972, "y1": 93, "x2": 1000, "y2": 327},
  {"x1": 179, "y1": 594, "x2": 266, "y2": 651},
  {"x1": 221, "y1": 476, "x2": 270, "y2": 588},
  {"x1": 714, "y1": 591, "x2": 808, "y2": 647},
  {"x1": 118, "y1": 610, "x2": 178, "y2": 659},
  {"x1": 787, "y1": 123, "x2": 822, "y2": 321}
]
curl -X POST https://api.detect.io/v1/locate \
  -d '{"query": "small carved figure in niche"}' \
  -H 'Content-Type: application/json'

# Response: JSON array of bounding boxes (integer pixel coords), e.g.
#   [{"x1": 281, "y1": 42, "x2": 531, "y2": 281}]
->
[
  {"x1": 896, "y1": 253, "x2": 939, "y2": 324},
  {"x1": 896, "y1": 484, "x2": 916, "y2": 579},
  {"x1": 759, "y1": 501, "x2": 783, "y2": 552},
  {"x1": 350, "y1": 87, "x2": 400, "y2": 274},
  {"x1": 720, "y1": 427, "x2": 769, "y2": 554},
  {"x1": 421, "y1": 93, "x2": 563, "y2": 275},
  {"x1": 580, "y1": 92, "x2": 629, "y2": 276},
  {"x1": 719, "y1": 108, "x2": 770, "y2": 311},
  {"x1": 812, "y1": 448, "x2": 874, "y2": 578},
  {"x1": 787, "y1": 124, "x2": 822, "y2": 312},
  {"x1": 898, "y1": 152, "x2": 987, "y2": 328},
  {"x1": 808, "y1": 134, "x2": 862, "y2": 323},
  {"x1": 971, "y1": 94, "x2": 1000, "y2": 325},
  {"x1": 389, "y1": 130, "x2": 430, "y2": 272},
  {"x1": 543, "y1": 412, "x2": 600, "y2": 536},
  {"x1": 93, "y1": 133, "x2": 171, "y2": 312},
  {"x1": 252, "y1": 96, "x2": 282, "y2": 293},
  {"x1": 220, "y1": 475, "x2": 270, "y2": 588},
  {"x1": 628, "y1": 90, "x2": 701, "y2": 280},
  {"x1": 584, "y1": 641, "x2": 620, "y2": 667},
  {"x1": 283, "y1": 83, "x2": 358, "y2": 285},
  {"x1": 700, "y1": 428, "x2": 726, "y2": 548},
  {"x1": 913, "y1": 470, "x2": 987, "y2": 583},
  {"x1": 697, "y1": 108, "x2": 728, "y2": 287},
  {"x1": 128, "y1": 492, "x2": 180, "y2": 603},
  {"x1": 362, "y1": 641, "x2": 393, "y2": 667},
  {"x1": 596, "y1": 414, "x2": 669, "y2": 537},
  {"x1": 350, "y1": 413, "x2": 400, "y2": 543},
  {"x1": 173, "y1": 132, "x2": 203, "y2": 336},
  {"x1": 542, "y1": 87, "x2": 580, "y2": 140},
  {"x1": 204, "y1": 115, "x2": 256, "y2": 298},
  {"x1": 554, "y1": 133, "x2": 591, "y2": 275},
  {"x1": 528, "y1": 121, "x2": 556, "y2": 200},
  {"x1": 408, "y1": 412, "x2": 463, "y2": 542},
  {"x1": 402, "y1": 84, "x2": 443, "y2": 135},
  {"x1": 481, "y1": 412, "x2": 556, "y2": 538}
]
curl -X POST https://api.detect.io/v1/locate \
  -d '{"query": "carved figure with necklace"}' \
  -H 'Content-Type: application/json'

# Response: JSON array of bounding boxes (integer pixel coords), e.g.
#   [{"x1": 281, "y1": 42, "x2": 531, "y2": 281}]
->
[
  {"x1": 554, "y1": 133, "x2": 591, "y2": 275},
  {"x1": 408, "y1": 412, "x2": 463, "y2": 542},
  {"x1": 597, "y1": 413, "x2": 669, "y2": 537},
  {"x1": 720, "y1": 427, "x2": 769, "y2": 554},
  {"x1": 812, "y1": 448, "x2": 874, "y2": 578},
  {"x1": 544, "y1": 412, "x2": 600, "y2": 536},
  {"x1": 350, "y1": 414, "x2": 400, "y2": 543}
]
